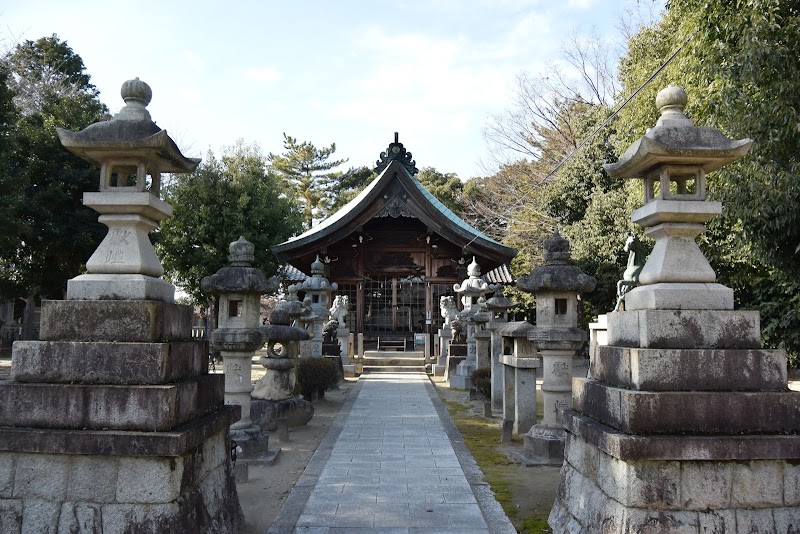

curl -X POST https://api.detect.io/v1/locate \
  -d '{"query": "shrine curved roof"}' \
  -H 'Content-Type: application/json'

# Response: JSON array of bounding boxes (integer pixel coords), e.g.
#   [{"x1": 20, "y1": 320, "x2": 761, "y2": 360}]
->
[{"x1": 272, "y1": 159, "x2": 516, "y2": 262}]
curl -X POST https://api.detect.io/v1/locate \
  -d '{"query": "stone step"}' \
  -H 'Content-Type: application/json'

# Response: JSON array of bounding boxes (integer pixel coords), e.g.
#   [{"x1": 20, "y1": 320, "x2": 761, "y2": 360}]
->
[
  {"x1": 361, "y1": 365, "x2": 428, "y2": 374},
  {"x1": 361, "y1": 356, "x2": 427, "y2": 367},
  {"x1": 363, "y1": 350, "x2": 425, "y2": 358}
]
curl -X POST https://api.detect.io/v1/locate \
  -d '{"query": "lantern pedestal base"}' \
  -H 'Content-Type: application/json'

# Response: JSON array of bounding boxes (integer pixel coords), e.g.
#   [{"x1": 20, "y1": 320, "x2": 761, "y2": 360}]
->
[{"x1": 67, "y1": 273, "x2": 175, "y2": 303}]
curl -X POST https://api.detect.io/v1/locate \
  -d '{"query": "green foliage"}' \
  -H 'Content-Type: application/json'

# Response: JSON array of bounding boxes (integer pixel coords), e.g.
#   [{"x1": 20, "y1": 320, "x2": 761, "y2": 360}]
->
[
  {"x1": 326, "y1": 165, "x2": 375, "y2": 212},
  {"x1": 267, "y1": 133, "x2": 347, "y2": 229},
  {"x1": 295, "y1": 357, "x2": 340, "y2": 400},
  {"x1": 614, "y1": 0, "x2": 800, "y2": 361},
  {"x1": 470, "y1": 367, "x2": 492, "y2": 400},
  {"x1": 0, "y1": 35, "x2": 108, "y2": 300},
  {"x1": 416, "y1": 167, "x2": 464, "y2": 214},
  {"x1": 157, "y1": 141, "x2": 302, "y2": 302}
]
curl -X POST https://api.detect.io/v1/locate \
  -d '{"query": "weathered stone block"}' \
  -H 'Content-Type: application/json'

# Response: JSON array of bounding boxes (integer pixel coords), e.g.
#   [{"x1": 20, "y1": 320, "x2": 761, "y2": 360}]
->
[
  {"x1": 735, "y1": 508, "x2": 779, "y2": 533},
  {"x1": 731, "y1": 461, "x2": 784, "y2": 508},
  {"x1": 623, "y1": 282, "x2": 734, "y2": 311},
  {"x1": 623, "y1": 508, "x2": 699, "y2": 533},
  {"x1": 696, "y1": 508, "x2": 736, "y2": 533},
  {"x1": 13, "y1": 454, "x2": 68, "y2": 500},
  {"x1": 101, "y1": 502, "x2": 181, "y2": 534},
  {"x1": 0, "y1": 453, "x2": 15, "y2": 498},
  {"x1": 11, "y1": 340, "x2": 208, "y2": 385},
  {"x1": 198, "y1": 456, "x2": 228, "y2": 520},
  {"x1": 0, "y1": 374, "x2": 223, "y2": 431},
  {"x1": 57, "y1": 502, "x2": 102, "y2": 533},
  {"x1": 116, "y1": 457, "x2": 185, "y2": 503},
  {"x1": 785, "y1": 461, "x2": 800, "y2": 506},
  {"x1": 22, "y1": 499, "x2": 60, "y2": 533},
  {"x1": 0, "y1": 406, "x2": 240, "y2": 458},
  {"x1": 680, "y1": 461, "x2": 732, "y2": 510},
  {"x1": 67, "y1": 456, "x2": 119, "y2": 503},
  {"x1": 39, "y1": 299, "x2": 192, "y2": 342},
  {"x1": 198, "y1": 430, "x2": 228, "y2": 482},
  {"x1": 573, "y1": 379, "x2": 800, "y2": 434},
  {"x1": 606, "y1": 309, "x2": 761, "y2": 349},
  {"x1": 0, "y1": 499, "x2": 22, "y2": 534},
  {"x1": 564, "y1": 409, "x2": 800, "y2": 462},
  {"x1": 774, "y1": 507, "x2": 800, "y2": 532},
  {"x1": 626, "y1": 460, "x2": 682, "y2": 509},
  {"x1": 592, "y1": 346, "x2": 788, "y2": 391}
]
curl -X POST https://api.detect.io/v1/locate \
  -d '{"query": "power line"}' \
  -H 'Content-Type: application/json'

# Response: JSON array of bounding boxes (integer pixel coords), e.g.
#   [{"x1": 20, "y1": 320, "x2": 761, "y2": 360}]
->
[{"x1": 542, "y1": 30, "x2": 697, "y2": 181}]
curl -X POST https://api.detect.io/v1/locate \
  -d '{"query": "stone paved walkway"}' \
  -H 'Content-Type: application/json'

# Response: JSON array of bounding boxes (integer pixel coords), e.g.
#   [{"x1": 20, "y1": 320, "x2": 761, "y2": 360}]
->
[{"x1": 267, "y1": 372, "x2": 515, "y2": 534}]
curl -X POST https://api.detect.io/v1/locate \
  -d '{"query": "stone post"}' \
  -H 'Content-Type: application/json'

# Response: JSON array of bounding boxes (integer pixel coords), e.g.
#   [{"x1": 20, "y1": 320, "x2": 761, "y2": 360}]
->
[
  {"x1": 450, "y1": 258, "x2": 492, "y2": 389},
  {"x1": 587, "y1": 314, "x2": 607, "y2": 364},
  {"x1": 0, "y1": 78, "x2": 242, "y2": 532},
  {"x1": 549, "y1": 87, "x2": 800, "y2": 532},
  {"x1": 201, "y1": 237, "x2": 278, "y2": 457},
  {"x1": 499, "y1": 321, "x2": 539, "y2": 435},
  {"x1": 486, "y1": 288, "x2": 515, "y2": 411},
  {"x1": 517, "y1": 231, "x2": 596, "y2": 465}
]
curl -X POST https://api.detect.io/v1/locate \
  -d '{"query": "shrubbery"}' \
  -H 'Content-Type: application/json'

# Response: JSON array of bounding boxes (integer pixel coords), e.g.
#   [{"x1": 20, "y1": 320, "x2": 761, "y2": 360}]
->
[{"x1": 296, "y1": 357, "x2": 340, "y2": 400}]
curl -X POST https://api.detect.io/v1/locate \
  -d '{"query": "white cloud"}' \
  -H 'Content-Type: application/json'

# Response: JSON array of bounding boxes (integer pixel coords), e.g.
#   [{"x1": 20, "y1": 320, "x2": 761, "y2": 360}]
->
[
  {"x1": 244, "y1": 67, "x2": 281, "y2": 83},
  {"x1": 179, "y1": 87, "x2": 202, "y2": 104}
]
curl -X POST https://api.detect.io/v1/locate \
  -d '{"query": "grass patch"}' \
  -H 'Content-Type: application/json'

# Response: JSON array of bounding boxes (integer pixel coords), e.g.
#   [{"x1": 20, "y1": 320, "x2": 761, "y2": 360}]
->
[{"x1": 441, "y1": 399, "x2": 551, "y2": 533}]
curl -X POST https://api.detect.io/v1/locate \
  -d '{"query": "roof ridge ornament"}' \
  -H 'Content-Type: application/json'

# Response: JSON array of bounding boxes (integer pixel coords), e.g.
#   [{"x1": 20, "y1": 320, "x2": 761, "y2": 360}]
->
[{"x1": 374, "y1": 132, "x2": 419, "y2": 175}]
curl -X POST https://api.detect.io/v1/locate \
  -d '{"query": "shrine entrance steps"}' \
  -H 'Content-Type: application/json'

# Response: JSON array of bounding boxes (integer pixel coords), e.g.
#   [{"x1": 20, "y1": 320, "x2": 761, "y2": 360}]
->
[{"x1": 361, "y1": 350, "x2": 427, "y2": 374}]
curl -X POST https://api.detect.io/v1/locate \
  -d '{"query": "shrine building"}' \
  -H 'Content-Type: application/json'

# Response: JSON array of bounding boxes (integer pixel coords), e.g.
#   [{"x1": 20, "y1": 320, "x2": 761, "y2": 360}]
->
[{"x1": 272, "y1": 134, "x2": 517, "y2": 346}]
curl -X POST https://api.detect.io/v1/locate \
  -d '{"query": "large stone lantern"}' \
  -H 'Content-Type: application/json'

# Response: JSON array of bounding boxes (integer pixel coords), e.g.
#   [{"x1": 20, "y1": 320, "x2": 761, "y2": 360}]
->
[
  {"x1": 0, "y1": 78, "x2": 243, "y2": 532},
  {"x1": 57, "y1": 77, "x2": 199, "y2": 302},
  {"x1": 517, "y1": 230, "x2": 595, "y2": 465},
  {"x1": 604, "y1": 85, "x2": 752, "y2": 311},
  {"x1": 201, "y1": 237, "x2": 278, "y2": 447},
  {"x1": 549, "y1": 88, "x2": 800, "y2": 532}
]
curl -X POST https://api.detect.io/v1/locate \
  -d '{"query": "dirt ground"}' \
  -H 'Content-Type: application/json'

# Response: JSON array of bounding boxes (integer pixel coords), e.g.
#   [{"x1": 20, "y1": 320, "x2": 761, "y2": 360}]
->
[{"x1": 236, "y1": 378, "x2": 357, "y2": 534}]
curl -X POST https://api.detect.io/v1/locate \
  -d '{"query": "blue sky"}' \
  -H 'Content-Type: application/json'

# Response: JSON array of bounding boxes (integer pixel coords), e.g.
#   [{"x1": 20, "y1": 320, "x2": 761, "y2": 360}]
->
[{"x1": 2, "y1": 0, "x2": 663, "y2": 179}]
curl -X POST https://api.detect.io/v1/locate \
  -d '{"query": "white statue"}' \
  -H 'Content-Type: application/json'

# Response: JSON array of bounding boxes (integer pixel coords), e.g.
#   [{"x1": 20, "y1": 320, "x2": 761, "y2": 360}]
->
[
  {"x1": 330, "y1": 295, "x2": 349, "y2": 328},
  {"x1": 439, "y1": 295, "x2": 458, "y2": 327}
]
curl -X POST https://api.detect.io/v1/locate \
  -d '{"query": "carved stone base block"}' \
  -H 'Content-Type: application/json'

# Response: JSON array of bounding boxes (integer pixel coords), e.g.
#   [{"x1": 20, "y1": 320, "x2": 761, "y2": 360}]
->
[
  {"x1": 67, "y1": 273, "x2": 175, "y2": 302},
  {"x1": 524, "y1": 425, "x2": 566, "y2": 466},
  {"x1": 0, "y1": 430, "x2": 243, "y2": 534},
  {"x1": 549, "y1": 431, "x2": 800, "y2": 533}
]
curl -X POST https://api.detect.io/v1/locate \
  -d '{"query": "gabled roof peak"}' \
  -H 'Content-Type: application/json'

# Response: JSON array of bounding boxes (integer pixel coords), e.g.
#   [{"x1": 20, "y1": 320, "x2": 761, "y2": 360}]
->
[{"x1": 374, "y1": 132, "x2": 418, "y2": 176}]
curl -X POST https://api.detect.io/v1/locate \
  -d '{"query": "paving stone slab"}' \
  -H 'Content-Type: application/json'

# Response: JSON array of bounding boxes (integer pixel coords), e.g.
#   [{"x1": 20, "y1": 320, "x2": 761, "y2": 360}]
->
[{"x1": 268, "y1": 374, "x2": 514, "y2": 533}]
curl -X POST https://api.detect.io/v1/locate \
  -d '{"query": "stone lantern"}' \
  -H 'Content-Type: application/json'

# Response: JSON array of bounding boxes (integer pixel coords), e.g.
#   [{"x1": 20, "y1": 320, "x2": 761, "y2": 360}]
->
[
  {"x1": 201, "y1": 237, "x2": 278, "y2": 449},
  {"x1": 253, "y1": 307, "x2": 310, "y2": 401},
  {"x1": 517, "y1": 230, "x2": 596, "y2": 465},
  {"x1": 486, "y1": 287, "x2": 515, "y2": 411},
  {"x1": 57, "y1": 77, "x2": 200, "y2": 302},
  {"x1": 604, "y1": 85, "x2": 752, "y2": 312},
  {"x1": 296, "y1": 255, "x2": 337, "y2": 357},
  {"x1": 450, "y1": 257, "x2": 492, "y2": 389},
  {"x1": 549, "y1": 88, "x2": 800, "y2": 532},
  {"x1": 0, "y1": 78, "x2": 243, "y2": 531}
]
